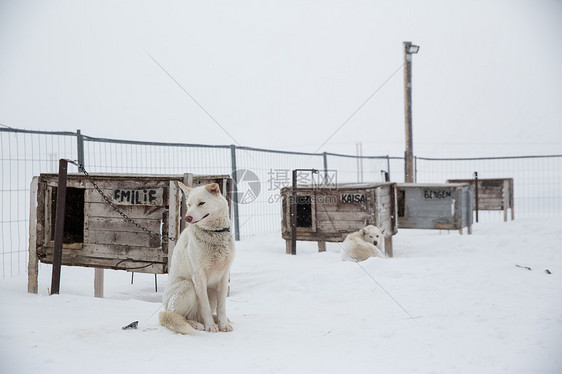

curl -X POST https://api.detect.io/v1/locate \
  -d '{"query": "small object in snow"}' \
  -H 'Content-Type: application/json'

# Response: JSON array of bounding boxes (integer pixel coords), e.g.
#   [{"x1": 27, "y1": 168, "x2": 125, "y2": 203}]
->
[
  {"x1": 515, "y1": 265, "x2": 532, "y2": 271},
  {"x1": 545, "y1": 269, "x2": 551, "y2": 274},
  {"x1": 122, "y1": 321, "x2": 138, "y2": 330}
]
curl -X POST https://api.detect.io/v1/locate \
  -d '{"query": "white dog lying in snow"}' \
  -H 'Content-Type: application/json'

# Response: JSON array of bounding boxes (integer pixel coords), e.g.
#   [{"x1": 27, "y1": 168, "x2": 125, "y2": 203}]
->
[{"x1": 341, "y1": 225, "x2": 386, "y2": 262}]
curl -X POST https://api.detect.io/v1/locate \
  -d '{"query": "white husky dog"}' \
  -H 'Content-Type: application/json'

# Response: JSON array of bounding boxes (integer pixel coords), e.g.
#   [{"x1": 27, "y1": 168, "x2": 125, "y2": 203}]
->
[
  {"x1": 341, "y1": 225, "x2": 386, "y2": 262},
  {"x1": 159, "y1": 182, "x2": 235, "y2": 334}
]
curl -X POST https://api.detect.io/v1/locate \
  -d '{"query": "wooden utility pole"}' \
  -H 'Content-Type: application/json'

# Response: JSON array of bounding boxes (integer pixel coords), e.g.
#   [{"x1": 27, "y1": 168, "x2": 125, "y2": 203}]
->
[{"x1": 403, "y1": 41, "x2": 419, "y2": 183}]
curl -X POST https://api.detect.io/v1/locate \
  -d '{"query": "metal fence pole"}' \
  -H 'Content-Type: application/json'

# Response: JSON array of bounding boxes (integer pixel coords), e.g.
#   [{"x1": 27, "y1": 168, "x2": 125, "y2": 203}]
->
[
  {"x1": 386, "y1": 155, "x2": 391, "y2": 181},
  {"x1": 76, "y1": 129, "x2": 84, "y2": 172},
  {"x1": 323, "y1": 152, "x2": 328, "y2": 182},
  {"x1": 414, "y1": 156, "x2": 418, "y2": 183},
  {"x1": 230, "y1": 145, "x2": 240, "y2": 241}
]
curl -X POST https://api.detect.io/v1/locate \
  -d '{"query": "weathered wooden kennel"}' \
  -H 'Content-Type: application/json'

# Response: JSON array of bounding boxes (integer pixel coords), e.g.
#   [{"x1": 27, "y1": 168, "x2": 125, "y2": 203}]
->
[
  {"x1": 280, "y1": 182, "x2": 398, "y2": 257},
  {"x1": 447, "y1": 178, "x2": 514, "y2": 221},
  {"x1": 27, "y1": 172, "x2": 233, "y2": 295},
  {"x1": 396, "y1": 183, "x2": 474, "y2": 234}
]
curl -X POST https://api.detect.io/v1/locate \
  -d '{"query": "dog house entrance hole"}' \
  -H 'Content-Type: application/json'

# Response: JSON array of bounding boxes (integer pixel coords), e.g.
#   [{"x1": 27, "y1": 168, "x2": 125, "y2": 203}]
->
[
  {"x1": 296, "y1": 195, "x2": 312, "y2": 228},
  {"x1": 51, "y1": 187, "x2": 85, "y2": 244},
  {"x1": 397, "y1": 189, "x2": 406, "y2": 218}
]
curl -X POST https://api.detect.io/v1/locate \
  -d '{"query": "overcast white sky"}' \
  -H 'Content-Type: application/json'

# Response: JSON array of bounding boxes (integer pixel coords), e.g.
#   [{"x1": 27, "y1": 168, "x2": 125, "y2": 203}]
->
[{"x1": 1, "y1": 0, "x2": 561, "y2": 157}]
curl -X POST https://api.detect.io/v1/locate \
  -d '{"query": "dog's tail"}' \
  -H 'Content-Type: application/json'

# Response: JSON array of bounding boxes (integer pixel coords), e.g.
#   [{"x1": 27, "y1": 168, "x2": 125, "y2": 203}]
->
[{"x1": 159, "y1": 311, "x2": 197, "y2": 335}]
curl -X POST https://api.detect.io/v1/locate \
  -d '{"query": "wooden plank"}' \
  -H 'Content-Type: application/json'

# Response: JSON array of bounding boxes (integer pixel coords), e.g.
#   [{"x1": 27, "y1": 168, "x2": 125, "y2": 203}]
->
[
  {"x1": 282, "y1": 232, "x2": 346, "y2": 242},
  {"x1": 85, "y1": 202, "x2": 166, "y2": 219},
  {"x1": 374, "y1": 187, "x2": 382, "y2": 228},
  {"x1": 478, "y1": 201, "x2": 504, "y2": 210},
  {"x1": 27, "y1": 177, "x2": 39, "y2": 294},
  {"x1": 161, "y1": 210, "x2": 169, "y2": 255},
  {"x1": 388, "y1": 184, "x2": 398, "y2": 235},
  {"x1": 168, "y1": 180, "x2": 180, "y2": 270},
  {"x1": 503, "y1": 179, "x2": 509, "y2": 222},
  {"x1": 86, "y1": 216, "x2": 162, "y2": 233},
  {"x1": 44, "y1": 185, "x2": 53, "y2": 243},
  {"x1": 44, "y1": 178, "x2": 87, "y2": 189},
  {"x1": 316, "y1": 220, "x2": 367, "y2": 233},
  {"x1": 36, "y1": 178, "x2": 46, "y2": 248},
  {"x1": 40, "y1": 243, "x2": 166, "y2": 262},
  {"x1": 39, "y1": 254, "x2": 166, "y2": 274},
  {"x1": 85, "y1": 187, "x2": 166, "y2": 206},
  {"x1": 63, "y1": 178, "x2": 173, "y2": 191},
  {"x1": 316, "y1": 211, "x2": 370, "y2": 222},
  {"x1": 314, "y1": 203, "x2": 368, "y2": 212},
  {"x1": 510, "y1": 179, "x2": 515, "y2": 219},
  {"x1": 318, "y1": 241, "x2": 326, "y2": 252},
  {"x1": 111, "y1": 188, "x2": 164, "y2": 206},
  {"x1": 87, "y1": 230, "x2": 162, "y2": 248},
  {"x1": 181, "y1": 174, "x2": 193, "y2": 233}
]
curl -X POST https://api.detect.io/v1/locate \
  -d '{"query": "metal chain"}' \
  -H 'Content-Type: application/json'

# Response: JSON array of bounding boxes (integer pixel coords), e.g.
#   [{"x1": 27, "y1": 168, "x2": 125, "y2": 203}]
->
[{"x1": 79, "y1": 164, "x2": 177, "y2": 242}]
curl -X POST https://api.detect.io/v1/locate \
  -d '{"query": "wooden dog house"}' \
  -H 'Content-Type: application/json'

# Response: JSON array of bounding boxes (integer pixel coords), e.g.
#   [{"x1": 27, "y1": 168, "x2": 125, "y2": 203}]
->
[
  {"x1": 27, "y1": 172, "x2": 233, "y2": 294},
  {"x1": 447, "y1": 178, "x2": 514, "y2": 221},
  {"x1": 280, "y1": 182, "x2": 398, "y2": 257},
  {"x1": 396, "y1": 183, "x2": 474, "y2": 234}
]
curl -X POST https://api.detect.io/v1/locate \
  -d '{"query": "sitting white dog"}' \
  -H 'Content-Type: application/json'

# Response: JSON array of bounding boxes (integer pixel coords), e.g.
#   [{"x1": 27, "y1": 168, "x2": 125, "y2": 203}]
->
[{"x1": 341, "y1": 225, "x2": 386, "y2": 262}]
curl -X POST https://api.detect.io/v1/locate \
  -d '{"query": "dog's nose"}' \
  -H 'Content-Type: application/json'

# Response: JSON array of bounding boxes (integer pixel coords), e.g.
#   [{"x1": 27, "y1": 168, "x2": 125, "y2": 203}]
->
[
  {"x1": 185, "y1": 215, "x2": 193, "y2": 223},
  {"x1": 373, "y1": 241, "x2": 378, "y2": 246}
]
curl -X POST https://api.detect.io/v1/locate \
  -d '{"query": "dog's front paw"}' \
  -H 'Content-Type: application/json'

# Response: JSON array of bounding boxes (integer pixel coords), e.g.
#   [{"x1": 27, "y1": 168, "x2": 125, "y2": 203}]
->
[
  {"x1": 188, "y1": 321, "x2": 205, "y2": 331},
  {"x1": 218, "y1": 321, "x2": 233, "y2": 332},
  {"x1": 205, "y1": 323, "x2": 219, "y2": 333}
]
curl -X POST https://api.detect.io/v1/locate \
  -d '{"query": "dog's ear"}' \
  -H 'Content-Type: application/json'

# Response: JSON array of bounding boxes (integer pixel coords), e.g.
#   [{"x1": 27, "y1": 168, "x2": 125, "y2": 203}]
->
[
  {"x1": 178, "y1": 182, "x2": 192, "y2": 197},
  {"x1": 360, "y1": 228, "x2": 367, "y2": 236},
  {"x1": 205, "y1": 183, "x2": 221, "y2": 195}
]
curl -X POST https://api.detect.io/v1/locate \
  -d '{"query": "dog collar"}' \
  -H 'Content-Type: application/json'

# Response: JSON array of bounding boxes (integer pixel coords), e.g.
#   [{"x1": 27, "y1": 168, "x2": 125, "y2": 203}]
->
[{"x1": 209, "y1": 227, "x2": 231, "y2": 233}]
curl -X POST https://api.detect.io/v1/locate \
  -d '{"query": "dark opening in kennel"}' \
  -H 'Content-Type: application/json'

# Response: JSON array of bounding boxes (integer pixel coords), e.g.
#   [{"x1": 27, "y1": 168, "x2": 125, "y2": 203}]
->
[
  {"x1": 296, "y1": 195, "x2": 313, "y2": 228},
  {"x1": 50, "y1": 187, "x2": 85, "y2": 244}
]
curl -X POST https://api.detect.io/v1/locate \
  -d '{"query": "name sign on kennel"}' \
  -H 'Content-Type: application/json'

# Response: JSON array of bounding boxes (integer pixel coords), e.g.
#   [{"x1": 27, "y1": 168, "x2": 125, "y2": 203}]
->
[
  {"x1": 340, "y1": 193, "x2": 366, "y2": 204},
  {"x1": 422, "y1": 189, "x2": 452, "y2": 200},
  {"x1": 112, "y1": 188, "x2": 164, "y2": 206}
]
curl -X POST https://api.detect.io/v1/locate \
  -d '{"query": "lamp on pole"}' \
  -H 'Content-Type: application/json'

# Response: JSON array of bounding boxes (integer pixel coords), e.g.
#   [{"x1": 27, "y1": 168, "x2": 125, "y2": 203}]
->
[{"x1": 403, "y1": 41, "x2": 419, "y2": 183}]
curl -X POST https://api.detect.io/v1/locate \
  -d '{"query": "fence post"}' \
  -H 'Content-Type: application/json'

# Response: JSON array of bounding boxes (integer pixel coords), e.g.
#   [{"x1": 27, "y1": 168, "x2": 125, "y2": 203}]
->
[
  {"x1": 76, "y1": 129, "x2": 84, "y2": 172},
  {"x1": 414, "y1": 156, "x2": 418, "y2": 183},
  {"x1": 323, "y1": 152, "x2": 328, "y2": 182},
  {"x1": 386, "y1": 155, "x2": 391, "y2": 181},
  {"x1": 230, "y1": 145, "x2": 241, "y2": 241},
  {"x1": 77, "y1": 129, "x2": 104, "y2": 297}
]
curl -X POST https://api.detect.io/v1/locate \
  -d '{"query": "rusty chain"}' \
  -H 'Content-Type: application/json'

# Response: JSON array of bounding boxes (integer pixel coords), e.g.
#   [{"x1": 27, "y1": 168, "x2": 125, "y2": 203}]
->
[{"x1": 79, "y1": 164, "x2": 178, "y2": 242}]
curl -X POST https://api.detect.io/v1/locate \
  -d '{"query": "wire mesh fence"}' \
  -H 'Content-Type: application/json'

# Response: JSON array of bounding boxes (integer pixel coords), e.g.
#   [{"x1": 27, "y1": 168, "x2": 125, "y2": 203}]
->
[
  {"x1": 415, "y1": 155, "x2": 562, "y2": 220},
  {"x1": 233, "y1": 146, "x2": 326, "y2": 238},
  {"x1": 1, "y1": 127, "x2": 561, "y2": 278},
  {"x1": 83, "y1": 136, "x2": 232, "y2": 175},
  {"x1": 1, "y1": 129, "x2": 78, "y2": 278}
]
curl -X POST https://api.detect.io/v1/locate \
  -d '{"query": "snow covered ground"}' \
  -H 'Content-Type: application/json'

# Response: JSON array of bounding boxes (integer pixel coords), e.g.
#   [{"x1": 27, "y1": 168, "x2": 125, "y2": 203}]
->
[{"x1": 1, "y1": 218, "x2": 561, "y2": 374}]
